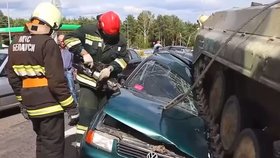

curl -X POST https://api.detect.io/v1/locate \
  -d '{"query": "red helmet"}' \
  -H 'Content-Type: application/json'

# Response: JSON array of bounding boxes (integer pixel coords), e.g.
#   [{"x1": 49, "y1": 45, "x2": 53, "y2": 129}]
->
[{"x1": 98, "y1": 11, "x2": 121, "y2": 36}]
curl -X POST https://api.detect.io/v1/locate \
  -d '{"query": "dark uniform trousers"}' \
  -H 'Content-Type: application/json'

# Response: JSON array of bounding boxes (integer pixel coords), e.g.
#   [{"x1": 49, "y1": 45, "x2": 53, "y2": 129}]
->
[
  {"x1": 77, "y1": 85, "x2": 107, "y2": 133},
  {"x1": 31, "y1": 113, "x2": 65, "y2": 158}
]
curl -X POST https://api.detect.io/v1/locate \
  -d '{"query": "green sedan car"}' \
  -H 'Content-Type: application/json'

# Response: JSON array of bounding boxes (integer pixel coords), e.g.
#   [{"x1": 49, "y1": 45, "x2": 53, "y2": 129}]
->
[{"x1": 80, "y1": 51, "x2": 209, "y2": 158}]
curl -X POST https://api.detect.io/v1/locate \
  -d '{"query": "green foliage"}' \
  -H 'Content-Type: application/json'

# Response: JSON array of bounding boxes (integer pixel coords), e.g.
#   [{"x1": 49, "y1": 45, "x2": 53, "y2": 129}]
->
[
  {"x1": 0, "y1": 9, "x2": 198, "y2": 48},
  {"x1": 137, "y1": 11, "x2": 154, "y2": 48},
  {"x1": 62, "y1": 17, "x2": 97, "y2": 25},
  {"x1": 122, "y1": 15, "x2": 138, "y2": 48},
  {"x1": 0, "y1": 10, "x2": 8, "y2": 28},
  {"x1": 11, "y1": 18, "x2": 28, "y2": 27}
]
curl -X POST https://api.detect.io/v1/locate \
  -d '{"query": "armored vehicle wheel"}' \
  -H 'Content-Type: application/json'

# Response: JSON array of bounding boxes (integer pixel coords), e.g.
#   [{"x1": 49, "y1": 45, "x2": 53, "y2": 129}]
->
[
  {"x1": 233, "y1": 129, "x2": 273, "y2": 158},
  {"x1": 208, "y1": 70, "x2": 226, "y2": 122},
  {"x1": 220, "y1": 95, "x2": 246, "y2": 153},
  {"x1": 193, "y1": 56, "x2": 224, "y2": 157}
]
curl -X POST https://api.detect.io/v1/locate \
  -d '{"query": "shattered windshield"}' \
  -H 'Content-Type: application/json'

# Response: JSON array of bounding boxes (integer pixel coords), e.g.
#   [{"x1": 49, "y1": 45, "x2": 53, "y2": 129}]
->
[
  {"x1": 126, "y1": 60, "x2": 198, "y2": 115},
  {"x1": 127, "y1": 60, "x2": 191, "y2": 103}
]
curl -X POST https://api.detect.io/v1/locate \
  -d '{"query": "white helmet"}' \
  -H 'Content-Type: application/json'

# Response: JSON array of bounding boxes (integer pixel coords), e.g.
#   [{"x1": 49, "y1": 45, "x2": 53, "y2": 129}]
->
[
  {"x1": 31, "y1": 2, "x2": 62, "y2": 30},
  {"x1": 197, "y1": 15, "x2": 209, "y2": 27}
]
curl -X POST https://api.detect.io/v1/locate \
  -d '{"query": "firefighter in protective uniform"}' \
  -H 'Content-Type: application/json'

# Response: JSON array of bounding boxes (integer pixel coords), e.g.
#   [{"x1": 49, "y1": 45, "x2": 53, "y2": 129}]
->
[
  {"x1": 64, "y1": 11, "x2": 129, "y2": 136},
  {"x1": 6, "y1": 2, "x2": 79, "y2": 158}
]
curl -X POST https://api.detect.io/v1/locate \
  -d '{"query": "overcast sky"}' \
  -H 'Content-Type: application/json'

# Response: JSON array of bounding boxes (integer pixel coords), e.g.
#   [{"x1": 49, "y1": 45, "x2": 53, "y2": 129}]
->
[{"x1": 0, "y1": 0, "x2": 275, "y2": 23}]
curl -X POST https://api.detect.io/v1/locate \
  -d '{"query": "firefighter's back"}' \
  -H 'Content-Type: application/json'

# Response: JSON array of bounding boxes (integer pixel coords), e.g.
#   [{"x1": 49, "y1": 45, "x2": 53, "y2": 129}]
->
[{"x1": 9, "y1": 33, "x2": 67, "y2": 118}]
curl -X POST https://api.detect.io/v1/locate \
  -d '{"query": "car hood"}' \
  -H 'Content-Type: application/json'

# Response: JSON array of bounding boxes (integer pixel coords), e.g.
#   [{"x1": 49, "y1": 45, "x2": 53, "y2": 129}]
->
[{"x1": 104, "y1": 88, "x2": 208, "y2": 158}]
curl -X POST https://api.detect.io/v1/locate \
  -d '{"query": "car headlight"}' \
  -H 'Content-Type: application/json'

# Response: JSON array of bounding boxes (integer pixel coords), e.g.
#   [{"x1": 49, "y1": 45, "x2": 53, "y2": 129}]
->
[{"x1": 85, "y1": 129, "x2": 118, "y2": 152}]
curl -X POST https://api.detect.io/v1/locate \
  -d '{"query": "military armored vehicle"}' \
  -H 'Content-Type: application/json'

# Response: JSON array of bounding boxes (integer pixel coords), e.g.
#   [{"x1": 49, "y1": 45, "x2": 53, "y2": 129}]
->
[{"x1": 193, "y1": 1, "x2": 280, "y2": 158}]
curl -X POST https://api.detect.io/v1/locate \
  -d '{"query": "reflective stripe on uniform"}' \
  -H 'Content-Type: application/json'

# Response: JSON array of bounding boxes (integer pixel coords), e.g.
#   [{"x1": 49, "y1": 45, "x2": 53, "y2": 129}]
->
[
  {"x1": 114, "y1": 58, "x2": 127, "y2": 70},
  {"x1": 13, "y1": 65, "x2": 45, "y2": 77},
  {"x1": 77, "y1": 124, "x2": 88, "y2": 132},
  {"x1": 76, "y1": 129, "x2": 86, "y2": 135},
  {"x1": 24, "y1": 65, "x2": 36, "y2": 76},
  {"x1": 27, "y1": 105, "x2": 63, "y2": 117},
  {"x1": 33, "y1": 65, "x2": 45, "y2": 75},
  {"x1": 64, "y1": 38, "x2": 81, "y2": 48},
  {"x1": 22, "y1": 77, "x2": 48, "y2": 88},
  {"x1": 13, "y1": 65, "x2": 26, "y2": 76},
  {"x1": 16, "y1": 96, "x2": 22, "y2": 101},
  {"x1": 60, "y1": 96, "x2": 74, "y2": 107},
  {"x1": 76, "y1": 74, "x2": 97, "y2": 87},
  {"x1": 85, "y1": 34, "x2": 103, "y2": 46},
  {"x1": 85, "y1": 34, "x2": 102, "y2": 42},
  {"x1": 85, "y1": 39, "x2": 93, "y2": 46}
]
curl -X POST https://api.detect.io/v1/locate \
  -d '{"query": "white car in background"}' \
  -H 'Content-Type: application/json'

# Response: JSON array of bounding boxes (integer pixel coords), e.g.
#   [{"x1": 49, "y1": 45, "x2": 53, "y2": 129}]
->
[{"x1": 0, "y1": 49, "x2": 20, "y2": 111}]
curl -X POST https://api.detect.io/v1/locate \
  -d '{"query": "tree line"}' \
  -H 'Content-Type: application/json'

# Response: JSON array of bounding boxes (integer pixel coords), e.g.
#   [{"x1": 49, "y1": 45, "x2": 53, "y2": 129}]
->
[{"x1": 0, "y1": 10, "x2": 198, "y2": 48}]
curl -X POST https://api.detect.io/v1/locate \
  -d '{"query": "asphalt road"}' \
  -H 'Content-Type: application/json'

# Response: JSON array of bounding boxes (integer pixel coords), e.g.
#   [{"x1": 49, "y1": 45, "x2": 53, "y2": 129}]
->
[{"x1": 0, "y1": 108, "x2": 80, "y2": 158}]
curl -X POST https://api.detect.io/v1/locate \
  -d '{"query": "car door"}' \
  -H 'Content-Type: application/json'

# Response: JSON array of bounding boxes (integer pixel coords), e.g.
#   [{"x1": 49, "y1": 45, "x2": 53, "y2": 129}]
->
[{"x1": 0, "y1": 50, "x2": 20, "y2": 111}]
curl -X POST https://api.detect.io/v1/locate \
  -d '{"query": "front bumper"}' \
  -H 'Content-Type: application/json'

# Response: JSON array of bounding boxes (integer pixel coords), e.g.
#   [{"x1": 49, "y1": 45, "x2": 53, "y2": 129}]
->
[
  {"x1": 80, "y1": 111, "x2": 190, "y2": 158},
  {"x1": 81, "y1": 140, "x2": 121, "y2": 158},
  {"x1": 81, "y1": 138, "x2": 186, "y2": 158}
]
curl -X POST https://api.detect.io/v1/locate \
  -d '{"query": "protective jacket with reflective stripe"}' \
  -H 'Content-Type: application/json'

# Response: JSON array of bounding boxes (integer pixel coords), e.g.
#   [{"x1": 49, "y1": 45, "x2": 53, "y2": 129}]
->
[
  {"x1": 64, "y1": 24, "x2": 129, "y2": 87},
  {"x1": 6, "y1": 33, "x2": 75, "y2": 118}
]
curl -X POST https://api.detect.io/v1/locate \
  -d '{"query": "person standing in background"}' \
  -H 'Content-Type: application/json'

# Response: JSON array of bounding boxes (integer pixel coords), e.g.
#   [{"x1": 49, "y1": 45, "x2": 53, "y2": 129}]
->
[
  {"x1": 58, "y1": 34, "x2": 79, "y2": 106},
  {"x1": 153, "y1": 40, "x2": 162, "y2": 53}
]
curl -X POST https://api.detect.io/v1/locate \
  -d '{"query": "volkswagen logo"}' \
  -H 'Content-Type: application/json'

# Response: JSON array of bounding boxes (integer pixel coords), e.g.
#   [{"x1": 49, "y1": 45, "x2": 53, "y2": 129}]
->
[{"x1": 146, "y1": 152, "x2": 158, "y2": 158}]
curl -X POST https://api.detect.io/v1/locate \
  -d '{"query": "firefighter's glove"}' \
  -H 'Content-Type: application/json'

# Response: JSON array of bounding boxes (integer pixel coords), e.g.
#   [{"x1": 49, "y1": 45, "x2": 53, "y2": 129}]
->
[
  {"x1": 81, "y1": 50, "x2": 94, "y2": 68},
  {"x1": 20, "y1": 107, "x2": 29, "y2": 120},
  {"x1": 67, "y1": 107, "x2": 80, "y2": 126},
  {"x1": 98, "y1": 66, "x2": 114, "y2": 81}
]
